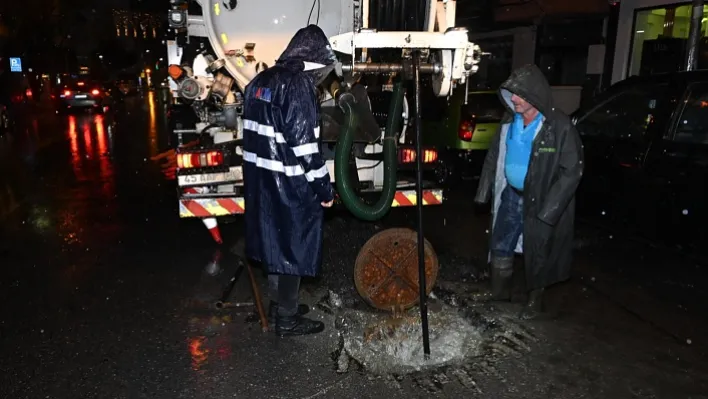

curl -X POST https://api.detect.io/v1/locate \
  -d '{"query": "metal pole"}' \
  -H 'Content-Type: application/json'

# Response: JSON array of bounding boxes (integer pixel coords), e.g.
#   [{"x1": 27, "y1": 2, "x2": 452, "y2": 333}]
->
[
  {"x1": 413, "y1": 51, "x2": 431, "y2": 359},
  {"x1": 686, "y1": 0, "x2": 704, "y2": 71},
  {"x1": 341, "y1": 62, "x2": 441, "y2": 74}
]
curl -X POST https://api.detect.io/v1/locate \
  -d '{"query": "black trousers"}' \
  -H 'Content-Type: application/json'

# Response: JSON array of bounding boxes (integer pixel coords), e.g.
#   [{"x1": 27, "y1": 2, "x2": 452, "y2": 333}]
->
[{"x1": 268, "y1": 274, "x2": 301, "y2": 317}]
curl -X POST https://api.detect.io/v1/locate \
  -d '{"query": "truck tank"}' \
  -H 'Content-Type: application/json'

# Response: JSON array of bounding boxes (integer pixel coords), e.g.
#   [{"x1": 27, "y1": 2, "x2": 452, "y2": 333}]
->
[{"x1": 194, "y1": 0, "x2": 354, "y2": 91}]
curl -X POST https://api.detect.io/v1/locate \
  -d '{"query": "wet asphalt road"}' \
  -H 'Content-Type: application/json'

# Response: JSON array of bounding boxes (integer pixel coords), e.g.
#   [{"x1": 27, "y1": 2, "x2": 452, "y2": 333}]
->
[{"x1": 1, "y1": 94, "x2": 708, "y2": 398}]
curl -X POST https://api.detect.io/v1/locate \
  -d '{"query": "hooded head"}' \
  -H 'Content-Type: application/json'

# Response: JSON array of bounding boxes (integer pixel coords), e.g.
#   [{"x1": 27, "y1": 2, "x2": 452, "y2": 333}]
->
[
  {"x1": 277, "y1": 24, "x2": 338, "y2": 84},
  {"x1": 499, "y1": 64, "x2": 552, "y2": 118}
]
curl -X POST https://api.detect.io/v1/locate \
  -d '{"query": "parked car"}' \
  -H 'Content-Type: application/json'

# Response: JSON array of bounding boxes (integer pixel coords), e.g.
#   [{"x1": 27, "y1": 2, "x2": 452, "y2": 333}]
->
[
  {"x1": 573, "y1": 70, "x2": 708, "y2": 255},
  {"x1": 422, "y1": 87, "x2": 503, "y2": 185},
  {"x1": 53, "y1": 79, "x2": 112, "y2": 113}
]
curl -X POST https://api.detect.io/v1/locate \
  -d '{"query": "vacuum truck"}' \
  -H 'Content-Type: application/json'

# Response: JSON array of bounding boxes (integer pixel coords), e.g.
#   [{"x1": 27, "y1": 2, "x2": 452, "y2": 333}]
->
[{"x1": 159, "y1": 0, "x2": 483, "y2": 242}]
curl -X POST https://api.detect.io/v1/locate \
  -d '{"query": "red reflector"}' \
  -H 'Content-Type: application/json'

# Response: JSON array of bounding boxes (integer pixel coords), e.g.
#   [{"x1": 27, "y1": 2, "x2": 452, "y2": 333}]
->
[
  {"x1": 177, "y1": 150, "x2": 224, "y2": 169},
  {"x1": 459, "y1": 120, "x2": 476, "y2": 142}
]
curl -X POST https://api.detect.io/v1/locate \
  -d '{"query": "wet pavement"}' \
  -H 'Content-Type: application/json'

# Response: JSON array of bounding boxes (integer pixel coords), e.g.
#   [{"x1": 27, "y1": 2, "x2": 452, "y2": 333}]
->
[{"x1": 1, "y1": 94, "x2": 708, "y2": 398}]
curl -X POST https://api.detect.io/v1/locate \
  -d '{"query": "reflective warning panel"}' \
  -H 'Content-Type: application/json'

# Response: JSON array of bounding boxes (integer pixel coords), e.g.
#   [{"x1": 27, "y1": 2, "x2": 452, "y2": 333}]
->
[
  {"x1": 179, "y1": 197, "x2": 245, "y2": 218},
  {"x1": 391, "y1": 190, "x2": 444, "y2": 207}
]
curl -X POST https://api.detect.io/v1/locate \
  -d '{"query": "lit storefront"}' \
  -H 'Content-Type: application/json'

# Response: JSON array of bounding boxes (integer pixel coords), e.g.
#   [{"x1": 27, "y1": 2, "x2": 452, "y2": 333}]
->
[{"x1": 612, "y1": 0, "x2": 708, "y2": 83}]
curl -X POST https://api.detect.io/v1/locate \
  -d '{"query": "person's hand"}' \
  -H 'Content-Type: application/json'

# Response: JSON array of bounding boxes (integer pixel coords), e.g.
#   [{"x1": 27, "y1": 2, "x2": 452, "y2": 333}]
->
[{"x1": 321, "y1": 200, "x2": 334, "y2": 208}]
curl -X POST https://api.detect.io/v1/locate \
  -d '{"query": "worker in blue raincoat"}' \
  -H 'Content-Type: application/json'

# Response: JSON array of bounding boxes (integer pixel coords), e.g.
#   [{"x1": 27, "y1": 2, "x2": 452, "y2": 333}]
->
[{"x1": 242, "y1": 25, "x2": 337, "y2": 337}]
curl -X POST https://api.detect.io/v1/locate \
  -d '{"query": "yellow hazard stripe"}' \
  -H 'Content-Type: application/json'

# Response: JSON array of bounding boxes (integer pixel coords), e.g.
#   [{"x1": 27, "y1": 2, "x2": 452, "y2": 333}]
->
[
  {"x1": 179, "y1": 198, "x2": 245, "y2": 218},
  {"x1": 390, "y1": 189, "x2": 443, "y2": 207}
]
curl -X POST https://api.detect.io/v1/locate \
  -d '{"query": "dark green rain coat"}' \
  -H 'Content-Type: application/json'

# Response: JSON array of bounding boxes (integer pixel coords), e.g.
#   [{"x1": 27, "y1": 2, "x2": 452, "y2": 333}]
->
[{"x1": 475, "y1": 64, "x2": 585, "y2": 290}]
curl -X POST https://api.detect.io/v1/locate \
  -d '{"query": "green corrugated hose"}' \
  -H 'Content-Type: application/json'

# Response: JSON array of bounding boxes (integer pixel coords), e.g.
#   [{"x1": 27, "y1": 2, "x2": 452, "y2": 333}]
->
[{"x1": 335, "y1": 82, "x2": 404, "y2": 221}]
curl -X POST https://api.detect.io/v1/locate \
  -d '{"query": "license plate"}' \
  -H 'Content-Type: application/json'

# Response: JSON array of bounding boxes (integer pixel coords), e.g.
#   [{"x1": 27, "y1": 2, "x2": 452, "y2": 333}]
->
[
  {"x1": 75, "y1": 95, "x2": 87, "y2": 99},
  {"x1": 178, "y1": 167, "x2": 242, "y2": 187}
]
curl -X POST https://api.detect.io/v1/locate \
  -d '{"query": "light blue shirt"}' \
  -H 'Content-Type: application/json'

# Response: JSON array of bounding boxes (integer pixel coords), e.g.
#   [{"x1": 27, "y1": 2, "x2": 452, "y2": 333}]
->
[{"x1": 504, "y1": 112, "x2": 543, "y2": 191}]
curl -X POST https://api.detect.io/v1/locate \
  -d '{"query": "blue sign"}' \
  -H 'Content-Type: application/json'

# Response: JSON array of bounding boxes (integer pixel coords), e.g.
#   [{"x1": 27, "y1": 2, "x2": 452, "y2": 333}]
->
[{"x1": 9, "y1": 58, "x2": 22, "y2": 72}]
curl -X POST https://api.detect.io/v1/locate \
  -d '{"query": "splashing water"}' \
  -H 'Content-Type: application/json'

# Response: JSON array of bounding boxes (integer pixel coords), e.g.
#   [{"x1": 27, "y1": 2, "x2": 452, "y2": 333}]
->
[
  {"x1": 336, "y1": 308, "x2": 483, "y2": 375},
  {"x1": 333, "y1": 300, "x2": 535, "y2": 377}
]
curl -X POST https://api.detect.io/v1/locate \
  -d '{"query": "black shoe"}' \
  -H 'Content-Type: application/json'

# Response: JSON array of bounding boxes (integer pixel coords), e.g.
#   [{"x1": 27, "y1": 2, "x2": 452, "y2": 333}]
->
[
  {"x1": 275, "y1": 314, "x2": 325, "y2": 337},
  {"x1": 268, "y1": 301, "x2": 310, "y2": 326},
  {"x1": 518, "y1": 288, "x2": 544, "y2": 320}
]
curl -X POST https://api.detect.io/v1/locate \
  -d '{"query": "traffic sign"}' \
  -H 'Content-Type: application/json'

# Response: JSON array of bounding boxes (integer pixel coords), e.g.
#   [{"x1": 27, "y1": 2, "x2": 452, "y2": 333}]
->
[{"x1": 9, "y1": 57, "x2": 22, "y2": 72}]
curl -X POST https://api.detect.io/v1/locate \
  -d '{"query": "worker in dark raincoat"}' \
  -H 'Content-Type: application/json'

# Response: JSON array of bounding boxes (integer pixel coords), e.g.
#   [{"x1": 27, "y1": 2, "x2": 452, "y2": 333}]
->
[
  {"x1": 242, "y1": 25, "x2": 337, "y2": 337},
  {"x1": 474, "y1": 64, "x2": 584, "y2": 320}
]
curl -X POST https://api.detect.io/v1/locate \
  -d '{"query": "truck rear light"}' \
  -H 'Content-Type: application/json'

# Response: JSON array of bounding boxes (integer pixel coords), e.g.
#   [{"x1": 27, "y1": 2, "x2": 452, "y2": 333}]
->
[
  {"x1": 399, "y1": 148, "x2": 416, "y2": 163},
  {"x1": 398, "y1": 148, "x2": 438, "y2": 164},
  {"x1": 177, "y1": 150, "x2": 224, "y2": 169},
  {"x1": 423, "y1": 149, "x2": 438, "y2": 163},
  {"x1": 459, "y1": 120, "x2": 476, "y2": 142}
]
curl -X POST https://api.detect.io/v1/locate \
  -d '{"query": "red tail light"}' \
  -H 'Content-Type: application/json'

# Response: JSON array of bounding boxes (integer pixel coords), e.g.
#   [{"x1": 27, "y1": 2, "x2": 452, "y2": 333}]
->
[
  {"x1": 177, "y1": 150, "x2": 224, "y2": 169},
  {"x1": 64, "y1": 90, "x2": 72, "y2": 97},
  {"x1": 459, "y1": 120, "x2": 476, "y2": 142},
  {"x1": 399, "y1": 148, "x2": 416, "y2": 163},
  {"x1": 398, "y1": 148, "x2": 438, "y2": 164},
  {"x1": 91, "y1": 89, "x2": 100, "y2": 96}
]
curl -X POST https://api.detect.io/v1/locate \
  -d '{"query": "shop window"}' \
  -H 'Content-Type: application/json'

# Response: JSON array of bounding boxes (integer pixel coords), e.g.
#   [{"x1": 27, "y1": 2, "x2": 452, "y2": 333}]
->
[
  {"x1": 629, "y1": 4, "x2": 708, "y2": 77},
  {"x1": 674, "y1": 83, "x2": 708, "y2": 144}
]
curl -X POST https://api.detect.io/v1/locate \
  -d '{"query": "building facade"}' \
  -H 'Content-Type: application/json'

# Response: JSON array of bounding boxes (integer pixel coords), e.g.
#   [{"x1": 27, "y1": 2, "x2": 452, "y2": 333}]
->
[{"x1": 612, "y1": 0, "x2": 708, "y2": 83}]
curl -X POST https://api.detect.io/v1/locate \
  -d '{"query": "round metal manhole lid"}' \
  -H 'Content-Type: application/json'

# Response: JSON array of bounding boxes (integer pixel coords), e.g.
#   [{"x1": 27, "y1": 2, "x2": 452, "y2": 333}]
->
[{"x1": 354, "y1": 228, "x2": 439, "y2": 311}]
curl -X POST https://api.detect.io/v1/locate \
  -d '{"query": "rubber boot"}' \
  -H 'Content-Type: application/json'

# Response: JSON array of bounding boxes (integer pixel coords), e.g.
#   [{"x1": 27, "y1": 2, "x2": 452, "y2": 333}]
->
[
  {"x1": 275, "y1": 313, "x2": 325, "y2": 337},
  {"x1": 490, "y1": 256, "x2": 514, "y2": 301},
  {"x1": 518, "y1": 288, "x2": 544, "y2": 320},
  {"x1": 471, "y1": 256, "x2": 514, "y2": 302},
  {"x1": 268, "y1": 301, "x2": 310, "y2": 326}
]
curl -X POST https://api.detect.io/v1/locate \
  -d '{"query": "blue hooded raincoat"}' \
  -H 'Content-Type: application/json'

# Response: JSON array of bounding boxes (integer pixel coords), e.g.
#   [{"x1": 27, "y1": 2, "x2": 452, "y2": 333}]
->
[{"x1": 242, "y1": 25, "x2": 336, "y2": 277}]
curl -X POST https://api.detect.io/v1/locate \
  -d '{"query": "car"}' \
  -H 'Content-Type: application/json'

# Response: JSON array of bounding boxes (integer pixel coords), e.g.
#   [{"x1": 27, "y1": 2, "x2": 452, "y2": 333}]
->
[
  {"x1": 422, "y1": 88, "x2": 504, "y2": 185},
  {"x1": 53, "y1": 80, "x2": 110, "y2": 113},
  {"x1": 573, "y1": 70, "x2": 708, "y2": 256}
]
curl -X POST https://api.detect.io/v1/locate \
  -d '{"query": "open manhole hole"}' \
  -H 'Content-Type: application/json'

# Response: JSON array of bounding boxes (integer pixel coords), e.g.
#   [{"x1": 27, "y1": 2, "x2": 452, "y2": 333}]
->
[{"x1": 332, "y1": 301, "x2": 538, "y2": 376}]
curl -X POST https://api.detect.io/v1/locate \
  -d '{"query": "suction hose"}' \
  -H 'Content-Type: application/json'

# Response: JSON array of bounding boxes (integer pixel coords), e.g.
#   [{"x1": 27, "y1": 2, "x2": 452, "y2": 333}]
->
[{"x1": 335, "y1": 82, "x2": 404, "y2": 221}]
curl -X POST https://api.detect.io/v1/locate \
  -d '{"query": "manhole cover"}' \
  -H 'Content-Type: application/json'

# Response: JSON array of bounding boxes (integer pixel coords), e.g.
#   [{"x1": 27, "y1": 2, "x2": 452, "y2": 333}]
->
[{"x1": 354, "y1": 228, "x2": 439, "y2": 311}]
